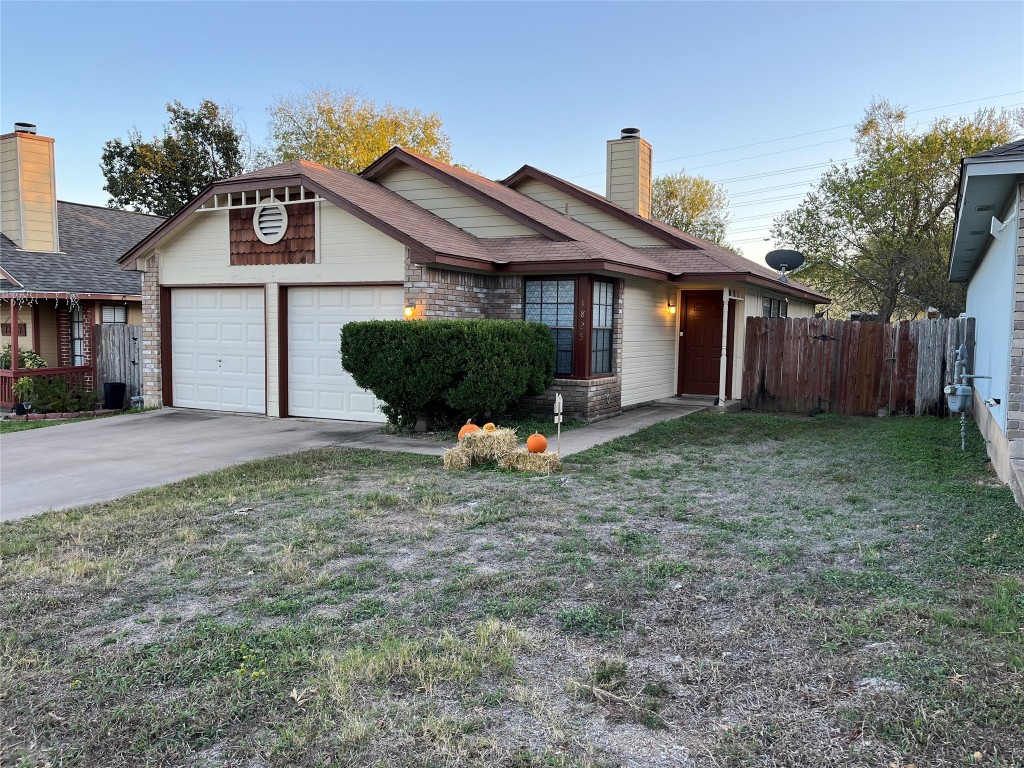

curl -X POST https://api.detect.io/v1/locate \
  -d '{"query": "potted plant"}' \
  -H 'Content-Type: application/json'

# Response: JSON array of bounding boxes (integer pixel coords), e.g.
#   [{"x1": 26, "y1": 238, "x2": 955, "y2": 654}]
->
[{"x1": 12, "y1": 376, "x2": 33, "y2": 416}]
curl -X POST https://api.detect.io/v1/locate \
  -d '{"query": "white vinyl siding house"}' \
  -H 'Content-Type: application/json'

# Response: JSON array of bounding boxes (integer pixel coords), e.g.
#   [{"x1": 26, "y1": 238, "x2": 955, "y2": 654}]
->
[
  {"x1": 621, "y1": 279, "x2": 678, "y2": 406},
  {"x1": 512, "y1": 178, "x2": 668, "y2": 247},
  {"x1": 378, "y1": 165, "x2": 539, "y2": 239},
  {"x1": 154, "y1": 199, "x2": 407, "y2": 419}
]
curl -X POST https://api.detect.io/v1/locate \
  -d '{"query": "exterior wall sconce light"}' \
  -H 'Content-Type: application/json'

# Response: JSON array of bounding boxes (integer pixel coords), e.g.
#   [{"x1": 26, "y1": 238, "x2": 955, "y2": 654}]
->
[
  {"x1": 667, "y1": 299, "x2": 676, "y2": 315},
  {"x1": 404, "y1": 303, "x2": 415, "y2": 319}
]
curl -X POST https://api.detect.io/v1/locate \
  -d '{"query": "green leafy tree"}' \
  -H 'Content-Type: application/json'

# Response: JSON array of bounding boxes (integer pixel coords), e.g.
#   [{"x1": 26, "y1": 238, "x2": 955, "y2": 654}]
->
[
  {"x1": 267, "y1": 87, "x2": 453, "y2": 172},
  {"x1": 101, "y1": 100, "x2": 249, "y2": 217},
  {"x1": 772, "y1": 100, "x2": 1021, "y2": 321},
  {"x1": 651, "y1": 171, "x2": 731, "y2": 246}
]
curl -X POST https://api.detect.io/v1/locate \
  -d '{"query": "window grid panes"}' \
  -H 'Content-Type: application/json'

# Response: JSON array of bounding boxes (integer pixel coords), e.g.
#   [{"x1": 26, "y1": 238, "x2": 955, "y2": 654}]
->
[
  {"x1": 71, "y1": 306, "x2": 85, "y2": 366},
  {"x1": 525, "y1": 279, "x2": 575, "y2": 375},
  {"x1": 591, "y1": 281, "x2": 613, "y2": 375}
]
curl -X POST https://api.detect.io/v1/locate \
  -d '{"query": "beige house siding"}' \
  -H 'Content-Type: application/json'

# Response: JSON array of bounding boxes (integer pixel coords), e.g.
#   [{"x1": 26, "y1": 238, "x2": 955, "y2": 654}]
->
[
  {"x1": 606, "y1": 137, "x2": 653, "y2": 219},
  {"x1": 0, "y1": 137, "x2": 21, "y2": 246},
  {"x1": 14, "y1": 135, "x2": 58, "y2": 252},
  {"x1": 37, "y1": 303, "x2": 59, "y2": 364},
  {"x1": 0, "y1": 302, "x2": 60, "y2": 366},
  {"x1": 621, "y1": 278, "x2": 678, "y2": 407},
  {"x1": 158, "y1": 202, "x2": 406, "y2": 285},
  {"x1": 143, "y1": 201, "x2": 406, "y2": 415},
  {"x1": 511, "y1": 178, "x2": 667, "y2": 247},
  {"x1": 378, "y1": 164, "x2": 539, "y2": 238}
]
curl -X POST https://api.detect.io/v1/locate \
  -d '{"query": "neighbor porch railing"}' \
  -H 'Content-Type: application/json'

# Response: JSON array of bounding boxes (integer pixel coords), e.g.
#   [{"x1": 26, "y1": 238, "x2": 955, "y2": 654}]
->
[{"x1": 0, "y1": 366, "x2": 92, "y2": 409}]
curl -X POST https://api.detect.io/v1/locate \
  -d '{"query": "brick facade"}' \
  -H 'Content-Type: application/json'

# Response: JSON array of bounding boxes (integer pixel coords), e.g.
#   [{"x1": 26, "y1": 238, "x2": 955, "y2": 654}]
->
[
  {"x1": 404, "y1": 257, "x2": 626, "y2": 421},
  {"x1": 141, "y1": 256, "x2": 162, "y2": 408},
  {"x1": 57, "y1": 301, "x2": 95, "y2": 391},
  {"x1": 1007, "y1": 183, "x2": 1024, "y2": 444},
  {"x1": 405, "y1": 259, "x2": 522, "y2": 320}
]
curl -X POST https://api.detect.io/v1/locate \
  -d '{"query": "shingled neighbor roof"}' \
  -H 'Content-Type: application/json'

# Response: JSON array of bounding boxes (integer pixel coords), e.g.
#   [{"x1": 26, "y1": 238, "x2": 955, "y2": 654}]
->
[
  {"x1": 1, "y1": 202, "x2": 163, "y2": 297},
  {"x1": 120, "y1": 151, "x2": 829, "y2": 304},
  {"x1": 968, "y1": 139, "x2": 1024, "y2": 159}
]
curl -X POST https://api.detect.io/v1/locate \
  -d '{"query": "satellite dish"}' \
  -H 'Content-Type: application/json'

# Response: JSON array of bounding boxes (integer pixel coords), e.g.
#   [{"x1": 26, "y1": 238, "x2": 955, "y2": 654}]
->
[{"x1": 765, "y1": 249, "x2": 805, "y2": 272}]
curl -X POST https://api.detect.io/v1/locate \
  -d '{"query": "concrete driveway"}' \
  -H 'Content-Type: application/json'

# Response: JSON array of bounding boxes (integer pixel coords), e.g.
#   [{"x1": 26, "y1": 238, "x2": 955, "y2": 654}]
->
[{"x1": 0, "y1": 409, "x2": 386, "y2": 522}]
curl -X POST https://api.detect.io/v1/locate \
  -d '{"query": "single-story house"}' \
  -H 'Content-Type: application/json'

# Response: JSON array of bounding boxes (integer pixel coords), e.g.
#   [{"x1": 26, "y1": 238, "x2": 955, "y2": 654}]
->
[
  {"x1": 949, "y1": 138, "x2": 1024, "y2": 496},
  {"x1": 0, "y1": 123, "x2": 163, "y2": 406},
  {"x1": 118, "y1": 128, "x2": 829, "y2": 422}
]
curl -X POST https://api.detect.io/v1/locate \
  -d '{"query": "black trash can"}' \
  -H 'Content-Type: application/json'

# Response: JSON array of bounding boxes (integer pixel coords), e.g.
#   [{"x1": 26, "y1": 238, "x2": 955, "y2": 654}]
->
[{"x1": 103, "y1": 382, "x2": 127, "y2": 410}]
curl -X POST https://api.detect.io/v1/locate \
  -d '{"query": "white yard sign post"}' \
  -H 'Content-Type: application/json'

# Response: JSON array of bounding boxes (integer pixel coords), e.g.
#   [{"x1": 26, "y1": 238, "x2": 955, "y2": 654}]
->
[{"x1": 554, "y1": 393, "x2": 563, "y2": 454}]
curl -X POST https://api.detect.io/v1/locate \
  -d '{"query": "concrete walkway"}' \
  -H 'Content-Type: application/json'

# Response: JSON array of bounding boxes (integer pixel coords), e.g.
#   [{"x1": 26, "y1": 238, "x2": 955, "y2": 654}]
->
[
  {"x1": 557, "y1": 399, "x2": 705, "y2": 455},
  {"x1": 1, "y1": 399, "x2": 703, "y2": 522}
]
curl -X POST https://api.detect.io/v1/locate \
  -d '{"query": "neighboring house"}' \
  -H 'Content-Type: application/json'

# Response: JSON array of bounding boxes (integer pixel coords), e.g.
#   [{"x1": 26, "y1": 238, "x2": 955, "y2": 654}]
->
[
  {"x1": 118, "y1": 128, "x2": 829, "y2": 423},
  {"x1": 0, "y1": 123, "x2": 163, "y2": 406},
  {"x1": 949, "y1": 139, "x2": 1024, "y2": 495}
]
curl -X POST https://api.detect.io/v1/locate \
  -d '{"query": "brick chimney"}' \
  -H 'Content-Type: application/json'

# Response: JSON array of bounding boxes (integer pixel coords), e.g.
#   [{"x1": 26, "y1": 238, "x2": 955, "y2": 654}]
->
[
  {"x1": 1, "y1": 122, "x2": 59, "y2": 251},
  {"x1": 606, "y1": 127, "x2": 652, "y2": 219}
]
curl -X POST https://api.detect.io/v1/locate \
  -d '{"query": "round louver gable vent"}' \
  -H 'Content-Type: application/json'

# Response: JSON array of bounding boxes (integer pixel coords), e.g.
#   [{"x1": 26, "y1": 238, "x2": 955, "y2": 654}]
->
[{"x1": 253, "y1": 201, "x2": 288, "y2": 244}]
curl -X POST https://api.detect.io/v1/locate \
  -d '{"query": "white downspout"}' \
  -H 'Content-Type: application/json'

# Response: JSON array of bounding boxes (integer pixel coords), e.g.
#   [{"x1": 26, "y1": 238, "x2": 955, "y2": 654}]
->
[{"x1": 719, "y1": 287, "x2": 729, "y2": 404}]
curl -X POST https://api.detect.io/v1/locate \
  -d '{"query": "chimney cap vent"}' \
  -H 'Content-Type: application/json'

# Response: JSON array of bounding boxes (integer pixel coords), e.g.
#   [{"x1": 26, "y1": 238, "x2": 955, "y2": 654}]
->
[
  {"x1": 14, "y1": 122, "x2": 37, "y2": 135},
  {"x1": 620, "y1": 127, "x2": 641, "y2": 139}
]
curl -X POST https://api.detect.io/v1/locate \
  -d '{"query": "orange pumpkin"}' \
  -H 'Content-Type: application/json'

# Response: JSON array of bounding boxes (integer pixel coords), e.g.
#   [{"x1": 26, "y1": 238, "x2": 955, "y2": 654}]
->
[
  {"x1": 458, "y1": 420, "x2": 481, "y2": 440},
  {"x1": 482, "y1": 422, "x2": 497, "y2": 432},
  {"x1": 526, "y1": 433, "x2": 547, "y2": 453}
]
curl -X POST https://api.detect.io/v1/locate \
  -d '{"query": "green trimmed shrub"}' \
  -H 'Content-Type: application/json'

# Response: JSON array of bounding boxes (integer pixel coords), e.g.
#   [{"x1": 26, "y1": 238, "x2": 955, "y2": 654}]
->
[
  {"x1": 0, "y1": 344, "x2": 47, "y2": 369},
  {"x1": 31, "y1": 377, "x2": 100, "y2": 414},
  {"x1": 340, "y1": 319, "x2": 556, "y2": 429}
]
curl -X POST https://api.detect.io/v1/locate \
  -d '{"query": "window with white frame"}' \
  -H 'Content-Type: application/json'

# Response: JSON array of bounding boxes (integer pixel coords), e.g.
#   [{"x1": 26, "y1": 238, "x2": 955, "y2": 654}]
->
[
  {"x1": 762, "y1": 295, "x2": 788, "y2": 318},
  {"x1": 101, "y1": 305, "x2": 127, "y2": 324}
]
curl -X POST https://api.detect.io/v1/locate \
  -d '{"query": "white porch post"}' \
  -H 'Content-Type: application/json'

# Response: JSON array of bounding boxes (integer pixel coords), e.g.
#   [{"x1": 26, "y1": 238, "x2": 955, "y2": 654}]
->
[{"x1": 719, "y1": 287, "x2": 729, "y2": 404}]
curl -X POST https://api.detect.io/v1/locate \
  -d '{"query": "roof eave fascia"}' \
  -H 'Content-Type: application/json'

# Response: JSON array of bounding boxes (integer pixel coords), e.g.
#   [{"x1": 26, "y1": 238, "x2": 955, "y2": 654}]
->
[
  {"x1": 119, "y1": 172, "x2": 441, "y2": 269},
  {"x1": 949, "y1": 158, "x2": 1024, "y2": 281},
  {"x1": 361, "y1": 149, "x2": 573, "y2": 243},
  {"x1": 0, "y1": 290, "x2": 141, "y2": 301},
  {"x1": 673, "y1": 271, "x2": 830, "y2": 304},
  {"x1": 0, "y1": 266, "x2": 24, "y2": 288}
]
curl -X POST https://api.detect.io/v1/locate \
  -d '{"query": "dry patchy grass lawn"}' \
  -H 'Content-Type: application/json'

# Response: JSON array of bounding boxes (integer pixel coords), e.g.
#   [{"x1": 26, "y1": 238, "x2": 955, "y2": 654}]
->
[{"x1": 1, "y1": 414, "x2": 1021, "y2": 767}]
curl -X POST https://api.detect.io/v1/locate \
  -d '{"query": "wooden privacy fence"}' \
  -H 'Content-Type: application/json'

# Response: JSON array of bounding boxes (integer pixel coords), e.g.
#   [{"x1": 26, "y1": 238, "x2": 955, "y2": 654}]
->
[
  {"x1": 95, "y1": 324, "x2": 142, "y2": 404},
  {"x1": 742, "y1": 316, "x2": 976, "y2": 417}
]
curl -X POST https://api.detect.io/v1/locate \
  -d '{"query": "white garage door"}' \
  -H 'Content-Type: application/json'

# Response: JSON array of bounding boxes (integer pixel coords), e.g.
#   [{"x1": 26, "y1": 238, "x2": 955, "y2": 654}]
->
[
  {"x1": 171, "y1": 288, "x2": 266, "y2": 414},
  {"x1": 288, "y1": 286, "x2": 403, "y2": 422}
]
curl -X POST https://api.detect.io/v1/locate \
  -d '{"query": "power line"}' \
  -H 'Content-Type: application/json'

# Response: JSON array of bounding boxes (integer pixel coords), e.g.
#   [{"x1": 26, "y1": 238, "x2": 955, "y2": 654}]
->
[
  {"x1": 730, "y1": 193, "x2": 807, "y2": 208},
  {"x1": 730, "y1": 210, "x2": 789, "y2": 223},
  {"x1": 566, "y1": 91, "x2": 1023, "y2": 179},
  {"x1": 726, "y1": 178, "x2": 822, "y2": 198}
]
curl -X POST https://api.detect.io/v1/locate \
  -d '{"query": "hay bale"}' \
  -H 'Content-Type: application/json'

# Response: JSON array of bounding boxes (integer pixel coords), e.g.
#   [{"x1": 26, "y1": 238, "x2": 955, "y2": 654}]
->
[
  {"x1": 498, "y1": 448, "x2": 562, "y2": 474},
  {"x1": 443, "y1": 427, "x2": 517, "y2": 471},
  {"x1": 443, "y1": 445, "x2": 473, "y2": 471},
  {"x1": 458, "y1": 427, "x2": 517, "y2": 464}
]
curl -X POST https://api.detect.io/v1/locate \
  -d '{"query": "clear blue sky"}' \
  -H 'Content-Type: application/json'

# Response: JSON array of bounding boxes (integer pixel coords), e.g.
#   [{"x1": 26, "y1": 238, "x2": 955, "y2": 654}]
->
[{"x1": 2, "y1": 1, "x2": 1022, "y2": 263}]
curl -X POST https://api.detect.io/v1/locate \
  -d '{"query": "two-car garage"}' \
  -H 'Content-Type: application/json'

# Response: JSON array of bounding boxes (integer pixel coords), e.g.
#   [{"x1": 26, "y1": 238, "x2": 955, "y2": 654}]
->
[{"x1": 169, "y1": 286, "x2": 403, "y2": 422}]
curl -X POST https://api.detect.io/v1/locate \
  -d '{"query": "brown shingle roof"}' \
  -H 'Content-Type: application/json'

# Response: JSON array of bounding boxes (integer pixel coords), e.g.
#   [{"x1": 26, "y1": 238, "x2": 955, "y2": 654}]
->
[{"x1": 121, "y1": 152, "x2": 829, "y2": 304}]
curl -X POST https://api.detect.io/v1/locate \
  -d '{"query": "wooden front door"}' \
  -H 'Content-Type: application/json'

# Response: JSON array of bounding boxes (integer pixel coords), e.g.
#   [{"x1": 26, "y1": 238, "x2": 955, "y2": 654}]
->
[{"x1": 678, "y1": 291, "x2": 725, "y2": 396}]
